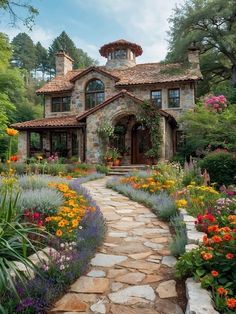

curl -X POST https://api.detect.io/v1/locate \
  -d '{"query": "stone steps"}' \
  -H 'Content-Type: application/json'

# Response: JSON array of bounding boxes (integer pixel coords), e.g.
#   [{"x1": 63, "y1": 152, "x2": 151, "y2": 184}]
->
[{"x1": 108, "y1": 165, "x2": 147, "y2": 176}]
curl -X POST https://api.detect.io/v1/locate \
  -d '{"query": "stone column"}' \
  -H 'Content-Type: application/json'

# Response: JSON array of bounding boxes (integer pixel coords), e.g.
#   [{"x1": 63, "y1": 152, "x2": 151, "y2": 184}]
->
[{"x1": 18, "y1": 131, "x2": 28, "y2": 161}]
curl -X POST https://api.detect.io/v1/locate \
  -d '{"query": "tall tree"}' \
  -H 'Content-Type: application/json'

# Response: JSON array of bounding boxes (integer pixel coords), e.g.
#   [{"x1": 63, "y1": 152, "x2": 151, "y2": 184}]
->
[
  {"x1": 11, "y1": 32, "x2": 36, "y2": 72},
  {"x1": 166, "y1": 0, "x2": 236, "y2": 92},
  {"x1": 35, "y1": 41, "x2": 49, "y2": 78},
  {"x1": 0, "y1": 0, "x2": 38, "y2": 29},
  {"x1": 48, "y1": 31, "x2": 97, "y2": 73}
]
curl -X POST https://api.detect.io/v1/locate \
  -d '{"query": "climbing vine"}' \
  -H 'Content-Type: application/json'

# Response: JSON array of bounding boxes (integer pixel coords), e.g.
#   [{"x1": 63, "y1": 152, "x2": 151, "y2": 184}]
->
[{"x1": 138, "y1": 101, "x2": 162, "y2": 160}]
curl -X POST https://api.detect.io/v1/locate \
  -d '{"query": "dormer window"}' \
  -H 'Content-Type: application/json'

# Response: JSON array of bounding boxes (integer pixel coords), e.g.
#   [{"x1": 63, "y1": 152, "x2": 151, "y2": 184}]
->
[
  {"x1": 85, "y1": 79, "x2": 105, "y2": 110},
  {"x1": 51, "y1": 96, "x2": 71, "y2": 112},
  {"x1": 114, "y1": 49, "x2": 127, "y2": 59}
]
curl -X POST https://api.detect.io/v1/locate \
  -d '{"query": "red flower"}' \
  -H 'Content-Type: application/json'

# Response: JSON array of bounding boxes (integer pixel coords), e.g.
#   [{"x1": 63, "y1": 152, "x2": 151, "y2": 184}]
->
[
  {"x1": 223, "y1": 234, "x2": 232, "y2": 241},
  {"x1": 212, "y1": 235, "x2": 222, "y2": 243},
  {"x1": 217, "y1": 287, "x2": 228, "y2": 296},
  {"x1": 211, "y1": 270, "x2": 219, "y2": 277},
  {"x1": 227, "y1": 298, "x2": 236, "y2": 309},
  {"x1": 226, "y1": 253, "x2": 234, "y2": 260}
]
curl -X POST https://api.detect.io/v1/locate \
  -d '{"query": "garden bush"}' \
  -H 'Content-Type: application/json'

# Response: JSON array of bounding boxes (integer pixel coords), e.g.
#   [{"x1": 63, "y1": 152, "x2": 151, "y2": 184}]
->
[
  {"x1": 96, "y1": 164, "x2": 109, "y2": 175},
  {"x1": 18, "y1": 188, "x2": 64, "y2": 215},
  {"x1": 199, "y1": 152, "x2": 236, "y2": 187},
  {"x1": 169, "y1": 214, "x2": 187, "y2": 256},
  {"x1": 18, "y1": 175, "x2": 68, "y2": 190}
]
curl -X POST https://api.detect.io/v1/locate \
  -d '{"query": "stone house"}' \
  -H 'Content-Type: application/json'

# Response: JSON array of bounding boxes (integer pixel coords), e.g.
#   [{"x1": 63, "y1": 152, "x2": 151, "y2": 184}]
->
[{"x1": 12, "y1": 39, "x2": 202, "y2": 164}]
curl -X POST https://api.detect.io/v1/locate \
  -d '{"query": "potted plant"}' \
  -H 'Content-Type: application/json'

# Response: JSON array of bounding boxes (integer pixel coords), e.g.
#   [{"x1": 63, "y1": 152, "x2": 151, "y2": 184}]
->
[
  {"x1": 112, "y1": 148, "x2": 122, "y2": 166},
  {"x1": 104, "y1": 148, "x2": 114, "y2": 167},
  {"x1": 146, "y1": 149, "x2": 158, "y2": 165}
]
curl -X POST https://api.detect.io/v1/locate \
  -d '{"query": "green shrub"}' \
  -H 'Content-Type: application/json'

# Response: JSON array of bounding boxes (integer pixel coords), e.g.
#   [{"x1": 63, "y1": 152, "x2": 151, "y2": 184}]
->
[
  {"x1": 18, "y1": 175, "x2": 68, "y2": 190},
  {"x1": 96, "y1": 164, "x2": 109, "y2": 175},
  {"x1": 169, "y1": 214, "x2": 187, "y2": 256},
  {"x1": 199, "y1": 152, "x2": 236, "y2": 186},
  {"x1": 18, "y1": 187, "x2": 64, "y2": 215}
]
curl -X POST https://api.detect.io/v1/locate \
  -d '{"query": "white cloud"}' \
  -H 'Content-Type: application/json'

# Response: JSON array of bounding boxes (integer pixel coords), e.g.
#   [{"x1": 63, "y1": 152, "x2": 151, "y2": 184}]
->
[
  {"x1": 0, "y1": 24, "x2": 55, "y2": 47},
  {"x1": 74, "y1": 0, "x2": 185, "y2": 62}
]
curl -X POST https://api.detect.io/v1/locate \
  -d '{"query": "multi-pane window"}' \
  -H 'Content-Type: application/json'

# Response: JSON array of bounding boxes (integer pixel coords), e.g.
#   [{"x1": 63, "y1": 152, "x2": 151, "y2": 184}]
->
[
  {"x1": 168, "y1": 88, "x2": 180, "y2": 108},
  {"x1": 51, "y1": 96, "x2": 71, "y2": 112},
  {"x1": 151, "y1": 90, "x2": 162, "y2": 108},
  {"x1": 85, "y1": 79, "x2": 105, "y2": 110},
  {"x1": 114, "y1": 49, "x2": 127, "y2": 59}
]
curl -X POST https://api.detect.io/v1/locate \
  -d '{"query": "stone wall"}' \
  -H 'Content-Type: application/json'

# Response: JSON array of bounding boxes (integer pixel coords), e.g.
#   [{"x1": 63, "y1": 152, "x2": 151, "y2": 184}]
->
[{"x1": 55, "y1": 52, "x2": 73, "y2": 76}]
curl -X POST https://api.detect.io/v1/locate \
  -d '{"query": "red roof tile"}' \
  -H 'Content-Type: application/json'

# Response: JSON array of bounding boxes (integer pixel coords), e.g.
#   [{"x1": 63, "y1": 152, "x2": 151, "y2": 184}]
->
[
  {"x1": 11, "y1": 115, "x2": 84, "y2": 130},
  {"x1": 36, "y1": 62, "x2": 202, "y2": 94},
  {"x1": 99, "y1": 39, "x2": 143, "y2": 57}
]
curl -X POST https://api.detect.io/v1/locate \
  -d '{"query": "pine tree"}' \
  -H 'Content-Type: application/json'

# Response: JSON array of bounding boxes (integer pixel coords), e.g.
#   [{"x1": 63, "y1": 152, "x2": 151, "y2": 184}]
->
[
  {"x1": 35, "y1": 41, "x2": 49, "y2": 79},
  {"x1": 48, "y1": 31, "x2": 97, "y2": 73},
  {"x1": 11, "y1": 32, "x2": 36, "y2": 72}
]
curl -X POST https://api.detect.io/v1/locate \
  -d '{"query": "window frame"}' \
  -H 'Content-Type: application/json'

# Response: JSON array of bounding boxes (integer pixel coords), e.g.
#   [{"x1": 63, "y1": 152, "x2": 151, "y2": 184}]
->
[
  {"x1": 150, "y1": 90, "x2": 162, "y2": 109},
  {"x1": 51, "y1": 96, "x2": 71, "y2": 112},
  {"x1": 85, "y1": 79, "x2": 105, "y2": 110},
  {"x1": 114, "y1": 49, "x2": 127, "y2": 59},
  {"x1": 168, "y1": 88, "x2": 180, "y2": 108}
]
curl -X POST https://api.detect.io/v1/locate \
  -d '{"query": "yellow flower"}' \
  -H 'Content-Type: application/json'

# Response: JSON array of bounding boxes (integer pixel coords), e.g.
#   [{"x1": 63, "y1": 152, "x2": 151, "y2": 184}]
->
[
  {"x1": 176, "y1": 199, "x2": 188, "y2": 208},
  {"x1": 72, "y1": 219, "x2": 79, "y2": 228},
  {"x1": 6, "y1": 128, "x2": 18, "y2": 136}
]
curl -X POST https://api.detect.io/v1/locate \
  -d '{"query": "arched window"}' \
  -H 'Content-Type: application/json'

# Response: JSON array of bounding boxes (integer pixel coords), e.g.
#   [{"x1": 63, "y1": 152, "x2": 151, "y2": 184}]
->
[{"x1": 85, "y1": 79, "x2": 105, "y2": 110}]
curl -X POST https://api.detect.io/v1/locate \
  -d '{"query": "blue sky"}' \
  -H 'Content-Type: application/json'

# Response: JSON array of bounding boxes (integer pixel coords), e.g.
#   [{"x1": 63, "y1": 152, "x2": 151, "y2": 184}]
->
[{"x1": 0, "y1": 0, "x2": 185, "y2": 64}]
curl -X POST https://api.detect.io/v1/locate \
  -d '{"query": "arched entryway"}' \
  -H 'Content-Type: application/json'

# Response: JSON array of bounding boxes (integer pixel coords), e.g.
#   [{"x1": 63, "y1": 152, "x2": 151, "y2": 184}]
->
[{"x1": 131, "y1": 123, "x2": 151, "y2": 164}]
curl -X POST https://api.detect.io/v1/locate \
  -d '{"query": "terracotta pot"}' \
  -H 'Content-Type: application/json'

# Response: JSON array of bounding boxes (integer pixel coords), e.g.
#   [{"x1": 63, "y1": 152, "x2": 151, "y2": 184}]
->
[{"x1": 113, "y1": 159, "x2": 121, "y2": 166}]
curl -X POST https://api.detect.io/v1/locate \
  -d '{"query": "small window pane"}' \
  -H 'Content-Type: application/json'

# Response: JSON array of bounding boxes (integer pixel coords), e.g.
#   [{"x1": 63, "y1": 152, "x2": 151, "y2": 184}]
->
[
  {"x1": 52, "y1": 102, "x2": 61, "y2": 112},
  {"x1": 51, "y1": 96, "x2": 71, "y2": 112},
  {"x1": 114, "y1": 49, "x2": 127, "y2": 59},
  {"x1": 168, "y1": 89, "x2": 180, "y2": 108},
  {"x1": 96, "y1": 92, "x2": 105, "y2": 105},
  {"x1": 151, "y1": 90, "x2": 162, "y2": 108}
]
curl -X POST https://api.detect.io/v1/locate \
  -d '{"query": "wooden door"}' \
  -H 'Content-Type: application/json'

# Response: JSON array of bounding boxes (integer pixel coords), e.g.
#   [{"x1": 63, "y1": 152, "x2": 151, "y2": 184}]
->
[{"x1": 132, "y1": 123, "x2": 151, "y2": 164}]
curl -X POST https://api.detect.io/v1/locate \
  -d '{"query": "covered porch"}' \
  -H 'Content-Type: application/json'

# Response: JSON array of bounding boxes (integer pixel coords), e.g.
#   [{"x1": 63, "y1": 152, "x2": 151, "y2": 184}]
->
[{"x1": 12, "y1": 115, "x2": 86, "y2": 161}]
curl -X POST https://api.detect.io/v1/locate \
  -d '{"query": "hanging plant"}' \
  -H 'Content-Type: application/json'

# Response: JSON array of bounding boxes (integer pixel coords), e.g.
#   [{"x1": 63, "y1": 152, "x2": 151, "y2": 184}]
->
[
  {"x1": 138, "y1": 101, "x2": 162, "y2": 160},
  {"x1": 97, "y1": 120, "x2": 114, "y2": 141}
]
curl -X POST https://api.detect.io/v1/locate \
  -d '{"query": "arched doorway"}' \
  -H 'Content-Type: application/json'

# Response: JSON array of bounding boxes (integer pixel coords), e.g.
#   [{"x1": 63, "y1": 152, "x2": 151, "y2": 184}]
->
[{"x1": 132, "y1": 123, "x2": 151, "y2": 164}]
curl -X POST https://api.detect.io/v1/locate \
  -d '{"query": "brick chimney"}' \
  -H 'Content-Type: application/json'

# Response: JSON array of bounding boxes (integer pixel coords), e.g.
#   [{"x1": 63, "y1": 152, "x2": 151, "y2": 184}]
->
[
  {"x1": 188, "y1": 43, "x2": 200, "y2": 70},
  {"x1": 55, "y1": 50, "x2": 73, "y2": 76}
]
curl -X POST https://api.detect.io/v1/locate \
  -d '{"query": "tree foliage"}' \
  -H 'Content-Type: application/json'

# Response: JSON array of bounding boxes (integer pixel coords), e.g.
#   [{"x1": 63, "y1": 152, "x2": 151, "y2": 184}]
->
[
  {"x1": 179, "y1": 103, "x2": 236, "y2": 157},
  {"x1": 166, "y1": 0, "x2": 236, "y2": 94},
  {"x1": 48, "y1": 31, "x2": 97, "y2": 73},
  {"x1": 0, "y1": 0, "x2": 38, "y2": 29},
  {"x1": 11, "y1": 32, "x2": 36, "y2": 71}
]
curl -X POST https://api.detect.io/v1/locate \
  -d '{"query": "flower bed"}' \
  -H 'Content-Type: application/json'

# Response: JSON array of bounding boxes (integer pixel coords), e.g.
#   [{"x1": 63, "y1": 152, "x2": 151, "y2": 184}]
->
[
  {"x1": 107, "y1": 163, "x2": 236, "y2": 313},
  {"x1": 0, "y1": 177, "x2": 106, "y2": 313}
]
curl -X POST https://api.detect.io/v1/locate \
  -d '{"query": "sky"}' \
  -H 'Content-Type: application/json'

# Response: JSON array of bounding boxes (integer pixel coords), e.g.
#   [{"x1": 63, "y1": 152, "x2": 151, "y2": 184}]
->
[{"x1": 0, "y1": 0, "x2": 186, "y2": 65}]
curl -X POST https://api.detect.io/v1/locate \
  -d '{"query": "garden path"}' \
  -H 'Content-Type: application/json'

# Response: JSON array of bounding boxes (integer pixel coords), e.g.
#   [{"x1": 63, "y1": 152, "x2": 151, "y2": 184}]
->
[{"x1": 51, "y1": 177, "x2": 184, "y2": 314}]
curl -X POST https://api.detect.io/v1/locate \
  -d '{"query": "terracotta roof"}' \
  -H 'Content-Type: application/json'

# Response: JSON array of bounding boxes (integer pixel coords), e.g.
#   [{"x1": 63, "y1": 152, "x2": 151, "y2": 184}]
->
[
  {"x1": 11, "y1": 115, "x2": 85, "y2": 130},
  {"x1": 105, "y1": 63, "x2": 201, "y2": 86},
  {"x1": 76, "y1": 90, "x2": 176, "y2": 126},
  {"x1": 99, "y1": 39, "x2": 143, "y2": 57},
  {"x1": 36, "y1": 69, "x2": 84, "y2": 94},
  {"x1": 37, "y1": 62, "x2": 202, "y2": 94}
]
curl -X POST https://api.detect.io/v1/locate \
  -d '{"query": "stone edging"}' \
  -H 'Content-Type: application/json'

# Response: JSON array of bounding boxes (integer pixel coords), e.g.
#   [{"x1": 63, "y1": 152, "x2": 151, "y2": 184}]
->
[{"x1": 179, "y1": 208, "x2": 219, "y2": 314}]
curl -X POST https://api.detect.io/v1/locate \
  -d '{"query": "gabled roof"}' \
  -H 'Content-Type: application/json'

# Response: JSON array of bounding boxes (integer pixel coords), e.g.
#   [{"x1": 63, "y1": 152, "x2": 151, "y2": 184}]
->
[
  {"x1": 11, "y1": 115, "x2": 85, "y2": 130},
  {"x1": 36, "y1": 62, "x2": 202, "y2": 94},
  {"x1": 70, "y1": 66, "x2": 119, "y2": 82},
  {"x1": 76, "y1": 89, "x2": 176, "y2": 126}
]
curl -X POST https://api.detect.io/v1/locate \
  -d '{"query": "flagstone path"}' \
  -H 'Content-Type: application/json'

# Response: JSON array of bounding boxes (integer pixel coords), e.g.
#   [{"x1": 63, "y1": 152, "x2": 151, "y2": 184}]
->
[{"x1": 51, "y1": 178, "x2": 184, "y2": 314}]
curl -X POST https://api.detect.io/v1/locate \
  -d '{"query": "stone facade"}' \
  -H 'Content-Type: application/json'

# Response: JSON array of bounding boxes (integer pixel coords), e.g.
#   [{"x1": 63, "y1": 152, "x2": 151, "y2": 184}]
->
[
  {"x1": 18, "y1": 131, "x2": 28, "y2": 160},
  {"x1": 14, "y1": 39, "x2": 201, "y2": 163}
]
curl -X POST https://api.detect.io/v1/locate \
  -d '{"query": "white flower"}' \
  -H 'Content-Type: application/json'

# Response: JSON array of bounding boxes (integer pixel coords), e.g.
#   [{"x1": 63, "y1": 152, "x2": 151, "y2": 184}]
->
[
  {"x1": 60, "y1": 243, "x2": 65, "y2": 248},
  {"x1": 79, "y1": 226, "x2": 83, "y2": 230},
  {"x1": 60, "y1": 264, "x2": 65, "y2": 270}
]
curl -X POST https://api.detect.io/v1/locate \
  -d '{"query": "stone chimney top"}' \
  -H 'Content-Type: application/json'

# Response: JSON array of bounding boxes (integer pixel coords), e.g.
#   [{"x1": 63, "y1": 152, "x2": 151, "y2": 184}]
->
[
  {"x1": 188, "y1": 42, "x2": 200, "y2": 70},
  {"x1": 55, "y1": 50, "x2": 74, "y2": 76}
]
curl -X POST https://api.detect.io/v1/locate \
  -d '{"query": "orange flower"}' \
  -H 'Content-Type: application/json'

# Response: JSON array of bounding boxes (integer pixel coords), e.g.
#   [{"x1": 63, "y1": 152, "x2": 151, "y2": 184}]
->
[
  {"x1": 226, "y1": 253, "x2": 234, "y2": 260},
  {"x1": 217, "y1": 287, "x2": 228, "y2": 296},
  {"x1": 211, "y1": 270, "x2": 219, "y2": 277},
  {"x1": 56, "y1": 229, "x2": 63, "y2": 237},
  {"x1": 226, "y1": 298, "x2": 236, "y2": 309},
  {"x1": 201, "y1": 252, "x2": 213, "y2": 260},
  {"x1": 6, "y1": 128, "x2": 18, "y2": 136},
  {"x1": 208, "y1": 225, "x2": 219, "y2": 233},
  {"x1": 223, "y1": 234, "x2": 232, "y2": 241},
  {"x1": 212, "y1": 235, "x2": 222, "y2": 243},
  {"x1": 203, "y1": 235, "x2": 209, "y2": 245}
]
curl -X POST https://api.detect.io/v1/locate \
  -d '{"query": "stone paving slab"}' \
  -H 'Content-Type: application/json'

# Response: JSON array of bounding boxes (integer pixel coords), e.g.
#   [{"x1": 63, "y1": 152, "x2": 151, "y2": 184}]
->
[{"x1": 51, "y1": 178, "x2": 183, "y2": 314}]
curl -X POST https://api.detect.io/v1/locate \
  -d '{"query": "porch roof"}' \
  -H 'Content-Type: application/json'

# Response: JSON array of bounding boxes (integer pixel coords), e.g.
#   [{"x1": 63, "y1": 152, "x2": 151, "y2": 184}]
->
[{"x1": 11, "y1": 115, "x2": 85, "y2": 130}]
